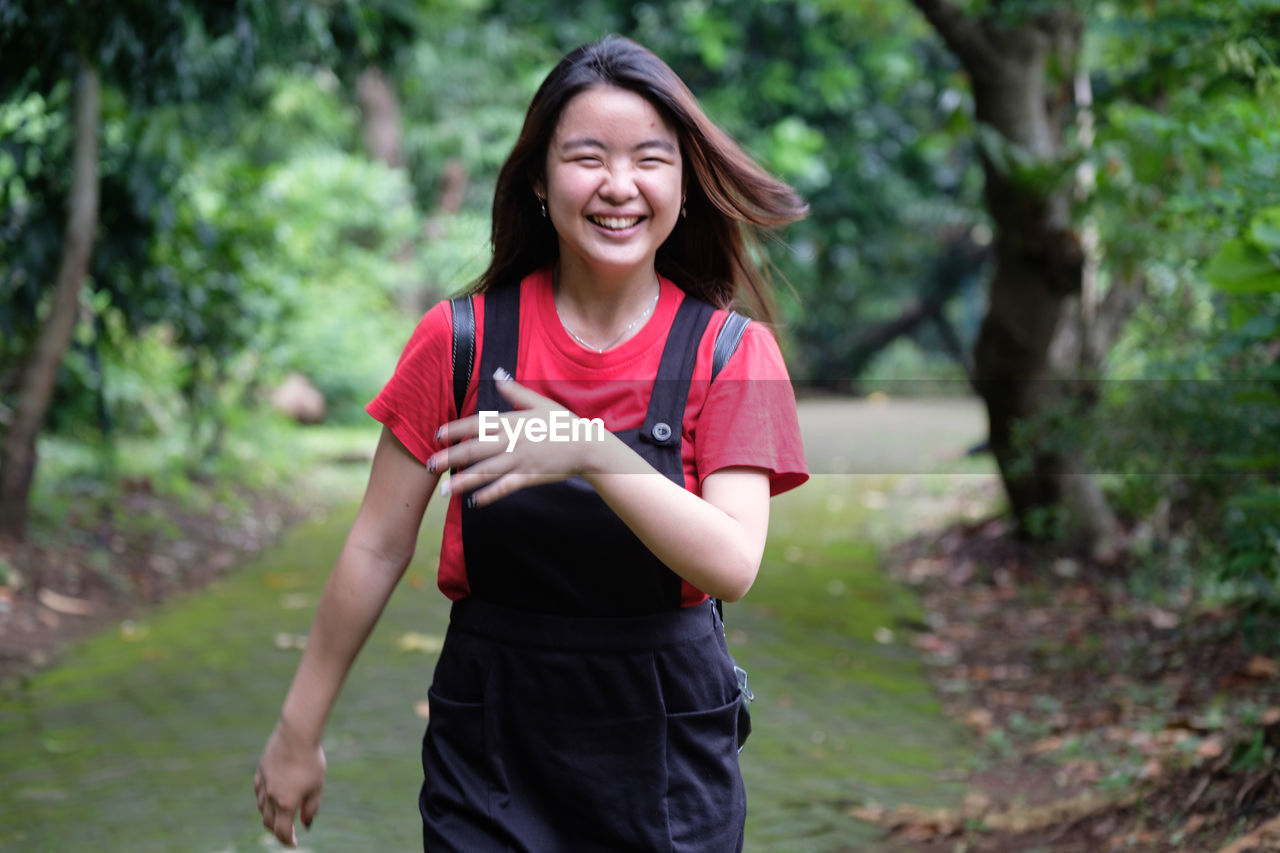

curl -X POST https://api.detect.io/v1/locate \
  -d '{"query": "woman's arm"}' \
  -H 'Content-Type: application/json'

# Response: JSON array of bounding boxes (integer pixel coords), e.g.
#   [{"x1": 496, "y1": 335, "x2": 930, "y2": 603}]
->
[
  {"x1": 588, "y1": 452, "x2": 770, "y2": 602},
  {"x1": 256, "y1": 427, "x2": 438, "y2": 847},
  {"x1": 431, "y1": 376, "x2": 771, "y2": 602}
]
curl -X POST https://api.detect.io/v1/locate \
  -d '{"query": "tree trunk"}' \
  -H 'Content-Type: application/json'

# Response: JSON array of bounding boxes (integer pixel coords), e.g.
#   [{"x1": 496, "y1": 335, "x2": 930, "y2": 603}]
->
[
  {"x1": 911, "y1": 0, "x2": 1120, "y2": 554},
  {"x1": 0, "y1": 60, "x2": 100, "y2": 542},
  {"x1": 355, "y1": 67, "x2": 404, "y2": 168}
]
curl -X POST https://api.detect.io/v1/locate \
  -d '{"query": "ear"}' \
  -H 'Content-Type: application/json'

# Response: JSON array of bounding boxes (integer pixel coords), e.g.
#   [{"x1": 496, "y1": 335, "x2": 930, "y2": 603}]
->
[{"x1": 530, "y1": 175, "x2": 545, "y2": 201}]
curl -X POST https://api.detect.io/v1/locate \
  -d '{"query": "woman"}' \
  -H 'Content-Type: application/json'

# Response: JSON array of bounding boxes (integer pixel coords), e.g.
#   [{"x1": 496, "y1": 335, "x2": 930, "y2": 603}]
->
[{"x1": 255, "y1": 35, "x2": 808, "y2": 851}]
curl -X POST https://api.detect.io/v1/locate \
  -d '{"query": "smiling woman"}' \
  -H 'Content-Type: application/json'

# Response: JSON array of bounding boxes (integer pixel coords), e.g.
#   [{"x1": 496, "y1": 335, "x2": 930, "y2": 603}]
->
[
  {"x1": 255, "y1": 35, "x2": 810, "y2": 853},
  {"x1": 537, "y1": 85, "x2": 684, "y2": 312}
]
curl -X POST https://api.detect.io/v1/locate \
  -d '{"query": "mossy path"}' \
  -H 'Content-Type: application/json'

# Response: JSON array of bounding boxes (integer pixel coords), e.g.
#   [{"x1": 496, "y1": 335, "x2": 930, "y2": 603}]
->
[{"x1": 0, "y1": 398, "x2": 993, "y2": 852}]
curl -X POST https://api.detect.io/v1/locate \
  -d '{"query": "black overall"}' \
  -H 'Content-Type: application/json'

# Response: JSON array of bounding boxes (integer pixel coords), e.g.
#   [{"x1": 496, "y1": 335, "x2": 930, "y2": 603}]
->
[{"x1": 419, "y1": 284, "x2": 747, "y2": 852}]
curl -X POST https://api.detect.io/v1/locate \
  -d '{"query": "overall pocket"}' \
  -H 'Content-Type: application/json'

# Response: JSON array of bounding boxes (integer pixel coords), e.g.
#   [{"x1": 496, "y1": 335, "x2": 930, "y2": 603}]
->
[{"x1": 665, "y1": 694, "x2": 747, "y2": 853}]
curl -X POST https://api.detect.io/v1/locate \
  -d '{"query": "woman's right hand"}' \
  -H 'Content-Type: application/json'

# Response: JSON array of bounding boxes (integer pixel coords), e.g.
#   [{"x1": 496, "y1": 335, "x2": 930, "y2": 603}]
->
[{"x1": 254, "y1": 720, "x2": 326, "y2": 848}]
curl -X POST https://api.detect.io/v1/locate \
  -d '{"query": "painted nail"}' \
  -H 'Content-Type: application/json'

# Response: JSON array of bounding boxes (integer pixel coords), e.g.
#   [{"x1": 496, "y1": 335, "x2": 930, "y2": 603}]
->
[
  {"x1": 440, "y1": 480, "x2": 452, "y2": 496},
  {"x1": 435, "y1": 426, "x2": 445, "y2": 442},
  {"x1": 493, "y1": 366, "x2": 512, "y2": 382},
  {"x1": 465, "y1": 495, "x2": 477, "y2": 509},
  {"x1": 427, "y1": 458, "x2": 437, "y2": 473}
]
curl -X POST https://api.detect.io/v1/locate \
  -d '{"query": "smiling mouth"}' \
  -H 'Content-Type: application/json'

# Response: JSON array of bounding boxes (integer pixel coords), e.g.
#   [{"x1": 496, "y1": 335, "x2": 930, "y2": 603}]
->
[{"x1": 588, "y1": 215, "x2": 643, "y2": 231}]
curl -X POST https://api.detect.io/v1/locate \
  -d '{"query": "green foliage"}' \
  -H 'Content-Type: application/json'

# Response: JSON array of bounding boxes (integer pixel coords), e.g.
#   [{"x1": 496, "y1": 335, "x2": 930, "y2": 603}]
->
[
  {"x1": 0, "y1": 1, "x2": 463, "y2": 467},
  {"x1": 1203, "y1": 207, "x2": 1280, "y2": 294},
  {"x1": 491, "y1": 0, "x2": 985, "y2": 382},
  {"x1": 974, "y1": 124, "x2": 1084, "y2": 200},
  {"x1": 1079, "y1": 0, "x2": 1280, "y2": 614}
]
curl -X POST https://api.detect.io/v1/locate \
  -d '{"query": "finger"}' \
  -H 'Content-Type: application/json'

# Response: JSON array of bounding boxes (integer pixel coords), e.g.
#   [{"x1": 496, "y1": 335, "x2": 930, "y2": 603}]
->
[
  {"x1": 430, "y1": 436, "x2": 510, "y2": 479},
  {"x1": 301, "y1": 790, "x2": 322, "y2": 830},
  {"x1": 443, "y1": 453, "x2": 518, "y2": 499},
  {"x1": 469, "y1": 471, "x2": 557, "y2": 509},
  {"x1": 434, "y1": 413, "x2": 483, "y2": 449},
  {"x1": 271, "y1": 803, "x2": 298, "y2": 848},
  {"x1": 493, "y1": 371, "x2": 552, "y2": 409}
]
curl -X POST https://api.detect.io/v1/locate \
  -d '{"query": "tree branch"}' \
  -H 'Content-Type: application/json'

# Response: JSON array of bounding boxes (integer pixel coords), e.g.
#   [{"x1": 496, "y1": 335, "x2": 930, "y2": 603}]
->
[{"x1": 910, "y1": 0, "x2": 1002, "y2": 78}]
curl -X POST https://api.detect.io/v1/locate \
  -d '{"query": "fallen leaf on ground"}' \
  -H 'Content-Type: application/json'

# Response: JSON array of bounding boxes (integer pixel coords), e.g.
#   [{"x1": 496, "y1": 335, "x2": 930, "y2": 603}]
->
[
  {"x1": 1196, "y1": 737, "x2": 1224, "y2": 759},
  {"x1": 274, "y1": 632, "x2": 307, "y2": 651},
  {"x1": 962, "y1": 792, "x2": 992, "y2": 815},
  {"x1": 1180, "y1": 813, "x2": 1208, "y2": 836},
  {"x1": 848, "y1": 804, "x2": 887, "y2": 823},
  {"x1": 1242, "y1": 655, "x2": 1279, "y2": 680},
  {"x1": 1215, "y1": 814, "x2": 1280, "y2": 853},
  {"x1": 265, "y1": 572, "x2": 306, "y2": 590},
  {"x1": 37, "y1": 588, "x2": 93, "y2": 616},
  {"x1": 1031, "y1": 735, "x2": 1064, "y2": 754},
  {"x1": 965, "y1": 708, "x2": 994, "y2": 733},
  {"x1": 396, "y1": 632, "x2": 444, "y2": 654},
  {"x1": 119, "y1": 620, "x2": 148, "y2": 641},
  {"x1": 982, "y1": 790, "x2": 1130, "y2": 833}
]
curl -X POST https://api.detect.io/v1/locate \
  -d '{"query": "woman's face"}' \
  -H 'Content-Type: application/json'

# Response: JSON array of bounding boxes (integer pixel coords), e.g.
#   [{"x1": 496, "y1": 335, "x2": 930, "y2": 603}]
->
[{"x1": 539, "y1": 85, "x2": 683, "y2": 283}]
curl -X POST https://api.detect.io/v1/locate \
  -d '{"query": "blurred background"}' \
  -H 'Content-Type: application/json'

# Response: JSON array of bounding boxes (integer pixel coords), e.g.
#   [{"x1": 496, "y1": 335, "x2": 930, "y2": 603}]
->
[{"x1": 2, "y1": 1, "x2": 1279, "y2": 850}]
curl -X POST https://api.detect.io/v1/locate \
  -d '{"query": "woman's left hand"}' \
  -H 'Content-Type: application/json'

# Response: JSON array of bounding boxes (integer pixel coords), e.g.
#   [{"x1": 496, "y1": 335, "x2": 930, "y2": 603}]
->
[{"x1": 427, "y1": 369, "x2": 609, "y2": 507}]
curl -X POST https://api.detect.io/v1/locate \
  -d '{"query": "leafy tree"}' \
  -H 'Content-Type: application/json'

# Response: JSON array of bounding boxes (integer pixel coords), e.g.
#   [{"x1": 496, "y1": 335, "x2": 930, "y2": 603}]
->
[
  {"x1": 907, "y1": 0, "x2": 1129, "y2": 552},
  {"x1": 0, "y1": 2, "x2": 259, "y2": 540},
  {"x1": 0, "y1": 0, "x2": 426, "y2": 541},
  {"x1": 907, "y1": 0, "x2": 1279, "y2": 559}
]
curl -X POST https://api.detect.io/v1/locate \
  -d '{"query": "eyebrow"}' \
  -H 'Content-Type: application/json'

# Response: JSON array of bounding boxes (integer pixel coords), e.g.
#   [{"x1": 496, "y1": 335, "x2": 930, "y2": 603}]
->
[{"x1": 560, "y1": 137, "x2": 678, "y2": 154}]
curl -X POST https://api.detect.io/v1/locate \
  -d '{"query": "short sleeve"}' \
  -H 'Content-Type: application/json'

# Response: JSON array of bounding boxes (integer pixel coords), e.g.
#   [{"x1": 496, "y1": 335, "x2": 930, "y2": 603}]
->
[
  {"x1": 695, "y1": 321, "x2": 809, "y2": 496},
  {"x1": 365, "y1": 301, "x2": 455, "y2": 465}
]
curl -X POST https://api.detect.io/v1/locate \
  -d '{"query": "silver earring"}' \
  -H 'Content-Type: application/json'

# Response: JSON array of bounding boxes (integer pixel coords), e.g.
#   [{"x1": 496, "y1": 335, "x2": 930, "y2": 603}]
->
[{"x1": 539, "y1": 197, "x2": 547, "y2": 218}]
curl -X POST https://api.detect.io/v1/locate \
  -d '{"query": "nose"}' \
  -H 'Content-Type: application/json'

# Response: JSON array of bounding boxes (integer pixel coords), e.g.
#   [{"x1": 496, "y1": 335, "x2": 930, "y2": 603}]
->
[{"x1": 597, "y1": 166, "x2": 638, "y2": 203}]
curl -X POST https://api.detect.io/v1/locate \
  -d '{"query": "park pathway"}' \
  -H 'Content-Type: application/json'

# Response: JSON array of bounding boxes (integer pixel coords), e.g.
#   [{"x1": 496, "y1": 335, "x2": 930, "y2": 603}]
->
[{"x1": 0, "y1": 397, "x2": 992, "y2": 852}]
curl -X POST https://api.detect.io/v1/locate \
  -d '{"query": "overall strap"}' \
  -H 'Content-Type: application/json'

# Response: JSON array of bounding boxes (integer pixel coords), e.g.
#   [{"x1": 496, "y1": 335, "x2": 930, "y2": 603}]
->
[
  {"x1": 638, "y1": 297, "x2": 715, "y2": 451},
  {"x1": 449, "y1": 296, "x2": 475, "y2": 418}
]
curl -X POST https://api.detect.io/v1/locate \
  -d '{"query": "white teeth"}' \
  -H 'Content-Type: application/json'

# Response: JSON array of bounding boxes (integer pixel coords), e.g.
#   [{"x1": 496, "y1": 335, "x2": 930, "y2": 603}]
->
[{"x1": 591, "y1": 216, "x2": 641, "y2": 230}]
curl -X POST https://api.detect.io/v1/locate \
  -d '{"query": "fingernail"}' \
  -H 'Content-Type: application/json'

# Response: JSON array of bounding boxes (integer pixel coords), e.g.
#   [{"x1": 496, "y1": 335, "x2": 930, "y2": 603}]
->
[
  {"x1": 440, "y1": 480, "x2": 452, "y2": 496},
  {"x1": 427, "y1": 457, "x2": 437, "y2": 473},
  {"x1": 435, "y1": 426, "x2": 445, "y2": 442},
  {"x1": 465, "y1": 495, "x2": 477, "y2": 509},
  {"x1": 493, "y1": 366, "x2": 512, "y2": 382}
]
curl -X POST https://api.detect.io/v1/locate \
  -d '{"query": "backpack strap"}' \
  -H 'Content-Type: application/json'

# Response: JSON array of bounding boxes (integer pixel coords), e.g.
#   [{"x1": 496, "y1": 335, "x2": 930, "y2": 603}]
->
[
  {"x1": 708, "y1": 310, "x2": 751, "y2": 621},
  {"x1": 449, "y1": 295, "x2": 475, "y2": 419},
  {"x1": 711, "y1": 311, "x2": 750, "y2": 382}
]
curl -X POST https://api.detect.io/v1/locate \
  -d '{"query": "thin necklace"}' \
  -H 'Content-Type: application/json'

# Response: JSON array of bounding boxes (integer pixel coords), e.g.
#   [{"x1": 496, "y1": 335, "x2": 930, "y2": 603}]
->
[{"x1": 557, "y1": 281, "x2": 661, "y2": 353}]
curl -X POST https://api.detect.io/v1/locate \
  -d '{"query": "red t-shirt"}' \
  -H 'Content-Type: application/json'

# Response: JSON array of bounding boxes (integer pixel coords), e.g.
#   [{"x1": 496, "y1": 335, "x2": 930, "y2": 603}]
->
[{"x1": 367, "y1": 268, "x2": 809, "y2": 605}]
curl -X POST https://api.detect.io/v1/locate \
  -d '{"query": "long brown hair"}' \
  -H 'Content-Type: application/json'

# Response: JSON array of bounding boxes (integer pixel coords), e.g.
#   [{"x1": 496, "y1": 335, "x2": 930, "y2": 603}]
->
[{"x1": 471, "y1": 36, "x2": 807, "y2": 324}]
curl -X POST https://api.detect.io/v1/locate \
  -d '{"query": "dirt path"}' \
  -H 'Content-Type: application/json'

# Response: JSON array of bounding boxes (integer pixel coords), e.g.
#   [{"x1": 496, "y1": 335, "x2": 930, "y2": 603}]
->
[{"x1": 0, "y1": 398, "x2": 994, "y2": 852}]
